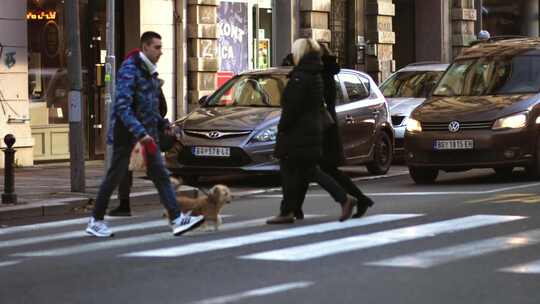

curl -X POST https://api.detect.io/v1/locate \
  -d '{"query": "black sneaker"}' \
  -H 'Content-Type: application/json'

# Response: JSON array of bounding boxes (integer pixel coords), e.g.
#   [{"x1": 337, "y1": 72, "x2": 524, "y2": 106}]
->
[{"x1": 108, "y1": 206, "x2": 132, "y2": 217}]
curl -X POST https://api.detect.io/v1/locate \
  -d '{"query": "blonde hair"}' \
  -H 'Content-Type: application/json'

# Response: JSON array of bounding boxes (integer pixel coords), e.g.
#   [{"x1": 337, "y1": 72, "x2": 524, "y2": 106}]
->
[{"x1": 291, "y1": 38, "x2": 321, "y2": 65}]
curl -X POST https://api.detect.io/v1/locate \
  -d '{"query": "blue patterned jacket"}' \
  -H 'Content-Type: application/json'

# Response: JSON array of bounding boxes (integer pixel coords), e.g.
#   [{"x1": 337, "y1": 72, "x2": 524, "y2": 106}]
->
[{"x1": 106, "y1": 53, "x2": 169, "y2": 145}]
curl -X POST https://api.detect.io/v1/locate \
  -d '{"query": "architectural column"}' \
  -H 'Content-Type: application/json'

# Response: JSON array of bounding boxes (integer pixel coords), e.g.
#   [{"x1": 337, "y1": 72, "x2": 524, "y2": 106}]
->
[
  {"x1": 0, "y1": 0, "x2": 33, "y2": 167},
  {"x1": 187, "y1": 0, "x2": 219, "y2": 111},
  {"x1": 522, "y1": 0, "x2": 539, "y2": 37},
  {"x1": 140, "y1": 0, "x2": 176, "y2": 121},
  {"x1": 365, "y1": 0, "x2": 395, "y2": 83},
  {"x1": 452, "y1": 0, "x2": 476, "y2": 58},
  {"x1": 273, "y1": 0, "x2": 299, "y2": 66},
  {"x1": 298, "y1": 0, "x2": 332, "y2": 44}
]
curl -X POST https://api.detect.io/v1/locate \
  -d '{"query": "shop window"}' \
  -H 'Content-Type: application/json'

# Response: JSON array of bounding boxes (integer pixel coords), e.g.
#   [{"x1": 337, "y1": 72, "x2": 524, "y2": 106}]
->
[{"x1": 27, "y1": 0, "x2": 68, "y2": 124}]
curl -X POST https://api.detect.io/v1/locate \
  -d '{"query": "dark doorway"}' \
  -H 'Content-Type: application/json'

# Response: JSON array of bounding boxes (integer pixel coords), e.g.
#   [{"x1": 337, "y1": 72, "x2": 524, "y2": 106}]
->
[
  {"x1": 84, "y1": 0, "x2": 124, "y2": 159},
  {"x1": 394, "y1": 0, "x2": 416, "y2": 69}
]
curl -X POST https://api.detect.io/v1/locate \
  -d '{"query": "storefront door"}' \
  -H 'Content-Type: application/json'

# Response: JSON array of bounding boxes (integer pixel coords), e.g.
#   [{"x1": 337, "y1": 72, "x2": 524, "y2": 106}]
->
[
  {"x1": 85, "y1": 0, "x2": 107, "y2": 159},
  {"x1": 84, "y1": 0, "x2": 124, "y2": 159}
]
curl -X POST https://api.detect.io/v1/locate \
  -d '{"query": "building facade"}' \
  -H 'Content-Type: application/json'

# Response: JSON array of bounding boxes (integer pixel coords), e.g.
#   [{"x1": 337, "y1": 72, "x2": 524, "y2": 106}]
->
[{"x1": 1, "y1": 0, "x2": 539, "y2": 167}]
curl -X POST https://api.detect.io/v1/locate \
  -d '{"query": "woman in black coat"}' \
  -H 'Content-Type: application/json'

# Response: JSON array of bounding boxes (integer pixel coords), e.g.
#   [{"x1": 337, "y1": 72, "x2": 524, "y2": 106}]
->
[
  {"x1": 267, "y1": 38, "x2": 356, "y2": 224},
  {"x1": 316, "y1": 43, "x2": 374, "y2": 218}
]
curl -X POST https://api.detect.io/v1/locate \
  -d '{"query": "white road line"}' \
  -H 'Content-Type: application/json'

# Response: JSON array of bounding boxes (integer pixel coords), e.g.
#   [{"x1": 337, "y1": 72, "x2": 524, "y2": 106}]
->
[
  {"x1": 0, "y1": 217, "x2": 111, "y2": 235},
  {"x1": 0, "y1": 217, "x2": 90, "y2": 235},
  {"x1": 122, "y1": 214, "x2": 422, "y2": 258},
  {"x1": 0, "y1": 219, "x2": 168, "y2": 249},
  {"x1": 0, "y1": 260, "x2": 21, "y2": 267},
  {"x1": 190, "y1": 281, "x2": 314, "y2": 304},
  {"x1": 240, "y1": 215, "x2": 525, "y2": 262},
  {"x1": 254, "y1": 182, "x2": 540, "y2": 198},
  {"x1": 365, "y1": 229, "x2": 540, "y2": 268},
  {"x1": 349, "y1": 171, "x2": 409, "y2": 181},
  {"x1": 499, "y1": 259, "x2": 540, "y2": 274},
  {"x1": 13, "y1": 216, "x2": 320, "y2": 257}
]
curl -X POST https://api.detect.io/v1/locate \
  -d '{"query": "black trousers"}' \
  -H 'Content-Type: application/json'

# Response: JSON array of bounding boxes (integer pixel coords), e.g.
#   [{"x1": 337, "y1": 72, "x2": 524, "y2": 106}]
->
[
  {"x1": 279, "y1": 158, "x2": 347, "y2": 216},
  {"x1": 118, "y1": 171, "x2": 133, "y2": 201}
]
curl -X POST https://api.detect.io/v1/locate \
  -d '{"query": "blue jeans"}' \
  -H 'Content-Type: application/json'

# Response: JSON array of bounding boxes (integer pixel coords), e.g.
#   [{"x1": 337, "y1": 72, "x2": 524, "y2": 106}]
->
[{"x1": 92, "y1": 143, "x2": 180, "y2": 221}]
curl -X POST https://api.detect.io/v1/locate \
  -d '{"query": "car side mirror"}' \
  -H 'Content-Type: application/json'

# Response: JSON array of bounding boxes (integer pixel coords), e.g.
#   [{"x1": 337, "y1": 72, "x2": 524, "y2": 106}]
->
[{"x1": 198, "y1": 95, "x2": 208, "y2": 105}]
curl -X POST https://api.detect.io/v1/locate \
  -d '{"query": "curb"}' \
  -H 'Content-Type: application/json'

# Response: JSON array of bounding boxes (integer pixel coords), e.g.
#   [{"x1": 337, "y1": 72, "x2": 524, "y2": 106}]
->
[{"x1": 0, "y1": 188, "x2": 198, "y2": 221}]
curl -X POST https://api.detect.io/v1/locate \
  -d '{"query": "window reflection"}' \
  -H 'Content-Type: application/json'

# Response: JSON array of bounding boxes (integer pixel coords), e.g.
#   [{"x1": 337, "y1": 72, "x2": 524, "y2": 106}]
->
[{"x1": 27, "y1": 0, "x2": 68, "y2": 124}]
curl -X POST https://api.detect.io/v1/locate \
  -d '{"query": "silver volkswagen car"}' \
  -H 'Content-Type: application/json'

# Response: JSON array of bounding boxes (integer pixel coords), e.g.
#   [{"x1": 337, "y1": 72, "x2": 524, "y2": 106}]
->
[
  {"x1": 380, "y1": 62, "x2": 449, "y2": 156},
  {"x1": 165, "y1": 67, "x2": 394, "y2": 183}
]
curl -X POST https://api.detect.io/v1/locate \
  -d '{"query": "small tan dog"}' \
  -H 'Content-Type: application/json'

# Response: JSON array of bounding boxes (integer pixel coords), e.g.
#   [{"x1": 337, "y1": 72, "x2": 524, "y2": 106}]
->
[{"x1": 168, "y1": 178, "x2": 233, "y2": 231}]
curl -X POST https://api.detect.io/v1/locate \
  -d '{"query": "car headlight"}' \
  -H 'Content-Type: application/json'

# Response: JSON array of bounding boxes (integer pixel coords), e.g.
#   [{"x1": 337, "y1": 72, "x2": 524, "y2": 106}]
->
[
  {"x1": 252, "y1": 126, "x2": 278, "y2": 143},
  {"x1": 405, "y1": 118, "x2": 422, "y2": 133},
  {"x1": 492, "y1": 112, "x2": 527, "y2": 130}
]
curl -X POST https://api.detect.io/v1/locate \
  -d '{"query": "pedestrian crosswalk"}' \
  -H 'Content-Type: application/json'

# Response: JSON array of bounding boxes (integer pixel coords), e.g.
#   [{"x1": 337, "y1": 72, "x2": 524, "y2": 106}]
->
[{"x1": 1, "y1": 213, "x2": 540, "y2": 274}]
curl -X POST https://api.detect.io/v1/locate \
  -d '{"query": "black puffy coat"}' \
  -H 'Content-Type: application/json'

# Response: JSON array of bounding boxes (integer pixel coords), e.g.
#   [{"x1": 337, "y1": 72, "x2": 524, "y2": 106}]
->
[
  {"x1": 321, "y1": 54, "x2": 346, "y2": 166},
  {"x1": 274, "y1": 52, "x2": 325, "y2": 161}
]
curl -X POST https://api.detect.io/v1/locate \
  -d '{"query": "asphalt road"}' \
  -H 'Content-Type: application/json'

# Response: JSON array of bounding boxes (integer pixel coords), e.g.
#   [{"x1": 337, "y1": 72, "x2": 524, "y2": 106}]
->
[{"x1": 1, "y1": 167, "x2": 540, "y2": 304}]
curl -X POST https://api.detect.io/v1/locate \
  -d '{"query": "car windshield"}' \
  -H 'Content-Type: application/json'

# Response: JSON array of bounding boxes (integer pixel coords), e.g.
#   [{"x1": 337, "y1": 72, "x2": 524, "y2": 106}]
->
[
  {"x1": 205, "y1": 74, "x2": 289, "y2": 107},
  {"x1": 380, "y1": 70, "x2": 444, "y2": 98},
  {"x1": 432, "y1": 53, "x2": 540, "y2": 96}
]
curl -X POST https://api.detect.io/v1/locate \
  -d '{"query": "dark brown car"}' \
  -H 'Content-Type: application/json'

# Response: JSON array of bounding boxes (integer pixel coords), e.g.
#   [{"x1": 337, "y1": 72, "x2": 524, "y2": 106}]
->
[
  {"x1": 405, "y1": 37, "x2": 540, "y2": 184},
  {"x1": 166, "y1": 67, "x2": 394, "y2": 183}
]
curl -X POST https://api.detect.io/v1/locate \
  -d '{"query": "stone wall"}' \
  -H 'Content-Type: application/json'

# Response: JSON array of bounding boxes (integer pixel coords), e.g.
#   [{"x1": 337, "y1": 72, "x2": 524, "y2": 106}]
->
[
  {"x1": 186, "y1": 0, "x2": 219, "y2": 111},
  {"x1": 299, "y1": 0, "x2": 332, "y2": 44},
  {"x1": 0, "y1": 0, "x2": 34, "y2": 168},
  {"x1": 365, "y1": 0, "x2": 395, "y2": 83},
  {"x1": 452, "y1": 0, "x2": 476, "y2": 58}
]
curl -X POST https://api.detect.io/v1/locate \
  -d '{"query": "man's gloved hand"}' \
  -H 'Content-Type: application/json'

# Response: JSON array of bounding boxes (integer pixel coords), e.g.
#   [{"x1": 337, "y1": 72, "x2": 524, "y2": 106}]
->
[{"x1": 140, "y1": 135, "x2": 158, "y2": 155}]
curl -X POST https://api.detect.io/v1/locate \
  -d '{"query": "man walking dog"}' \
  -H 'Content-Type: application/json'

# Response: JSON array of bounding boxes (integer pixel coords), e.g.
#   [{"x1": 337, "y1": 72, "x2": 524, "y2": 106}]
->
[{"x1": 86, "y1": 31, "x2": 204, "y2": 237}]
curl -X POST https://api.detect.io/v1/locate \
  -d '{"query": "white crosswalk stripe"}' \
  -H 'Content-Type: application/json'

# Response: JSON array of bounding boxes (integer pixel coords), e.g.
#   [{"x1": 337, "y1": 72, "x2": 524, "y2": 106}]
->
[
  {"x1": 0, "y1": 260, "x2": 21, "y2": 267},
  {"x1": 0, "y1": 216, "x2": 127, "y2": 236},
  {"x1": 240, "y1": 215, "x2": 525, "y2": 262},
  {"x1": 3, "y1": 213, "x2": 540, "y2": 275},
  {"x1": 12, "y1": 216, "x2": 319, "y2": 257},
  {"x1": 365, "y1": 229, "x2": 540, "y2": 268},
  {"x1": 499, "y1": 259, "x2": 540, "y2": 274},
  {"x1": 0, "y1": 219, "x2": 168, "y2": 249},
  {"x1": 122, "y1": 214, "x2": 422, "y2": 258}
]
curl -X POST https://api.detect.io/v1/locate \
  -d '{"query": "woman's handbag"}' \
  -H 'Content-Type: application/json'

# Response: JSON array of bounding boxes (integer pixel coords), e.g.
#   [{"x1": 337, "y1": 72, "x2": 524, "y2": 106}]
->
[{"x1": 321, "y1": 106, "x2": 335, "y2": 130}]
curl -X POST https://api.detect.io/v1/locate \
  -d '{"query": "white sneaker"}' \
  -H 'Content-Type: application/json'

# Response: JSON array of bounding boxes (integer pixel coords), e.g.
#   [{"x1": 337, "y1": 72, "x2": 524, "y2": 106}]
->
[
  {"x1": 86, "y1": 217, "x2": 114, "y2": 237},
  {"x1": 172, "y1": 213, "x2": 205, "y2": 236}
]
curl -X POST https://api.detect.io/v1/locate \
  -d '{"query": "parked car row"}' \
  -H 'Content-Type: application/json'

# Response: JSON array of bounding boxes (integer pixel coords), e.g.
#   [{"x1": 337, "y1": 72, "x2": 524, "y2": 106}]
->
[{"x1": 165, "y1": 37, "x2": 540, "y2": 185}]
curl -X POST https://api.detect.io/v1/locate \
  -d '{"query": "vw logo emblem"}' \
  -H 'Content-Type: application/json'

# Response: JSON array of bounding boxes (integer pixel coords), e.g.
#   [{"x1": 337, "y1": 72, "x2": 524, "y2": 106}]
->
[
  {"x1": 207, "y1": 131, "x2": 221, "y2": 139},
  {"x1": 448, "y1": 121, "x2": 460, "y2": 133}
]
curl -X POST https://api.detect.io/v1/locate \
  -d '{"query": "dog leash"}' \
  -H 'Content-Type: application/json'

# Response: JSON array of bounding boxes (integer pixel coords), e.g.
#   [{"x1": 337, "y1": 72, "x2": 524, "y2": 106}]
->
[{"x1": 198, "y1": 186, "x2": 209, "y2": 196}]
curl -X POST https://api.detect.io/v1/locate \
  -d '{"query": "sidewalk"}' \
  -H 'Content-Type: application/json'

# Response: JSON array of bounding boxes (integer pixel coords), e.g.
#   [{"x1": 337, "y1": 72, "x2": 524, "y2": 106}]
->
[{"x1": 0, "y1": 161, "x2": 197, "y2": 221}]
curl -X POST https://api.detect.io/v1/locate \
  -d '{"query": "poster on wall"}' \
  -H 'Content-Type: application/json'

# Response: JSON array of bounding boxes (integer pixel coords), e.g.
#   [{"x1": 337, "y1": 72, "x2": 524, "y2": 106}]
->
[{"x1": 218, "y1": 1, "x2": 248, "y2": 76}]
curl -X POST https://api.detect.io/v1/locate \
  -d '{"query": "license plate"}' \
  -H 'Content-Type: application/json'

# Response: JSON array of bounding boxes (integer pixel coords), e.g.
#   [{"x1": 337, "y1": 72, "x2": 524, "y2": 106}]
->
[
  {"x1": 434, "y1": 140, "x2": 474, "y2": 150},
  {"x1": 192, "y1": 146, "x2": 230, "y2": 157}
]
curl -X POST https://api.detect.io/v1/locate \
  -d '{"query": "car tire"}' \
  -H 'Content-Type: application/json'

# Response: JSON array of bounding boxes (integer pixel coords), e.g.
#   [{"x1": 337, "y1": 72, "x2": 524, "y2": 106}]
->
[
  {"x1": 366, "y1": 132, "x2": 393, "y2": 175},
  {"x1": 409, "y1": 166, "x2": 438, "y2": 184},
  {"x1": 180, "y1": 175, "x2": 199, "y2": 186},
  {"x1": 494, "y1": 167, "x2": 514, "y2": 179}
]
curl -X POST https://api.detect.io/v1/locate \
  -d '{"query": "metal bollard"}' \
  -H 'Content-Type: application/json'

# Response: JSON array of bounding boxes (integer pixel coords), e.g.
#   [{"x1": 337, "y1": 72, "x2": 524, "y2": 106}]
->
[{"x1": 2, "y1": 134, "x2": 17, "y2": 204}]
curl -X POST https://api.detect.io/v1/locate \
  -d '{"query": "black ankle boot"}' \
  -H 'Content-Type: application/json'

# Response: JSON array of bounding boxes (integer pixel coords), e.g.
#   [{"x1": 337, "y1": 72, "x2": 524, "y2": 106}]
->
[
  {"x1": 294, "y1": 209, "x2": 304, "y2": 220},
  {"x1": 108, "y1": 199, "x2": 131, "y2": 217},
  {"x1": 352, "y1": 195, "x2": 374, "y2": 218}
]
